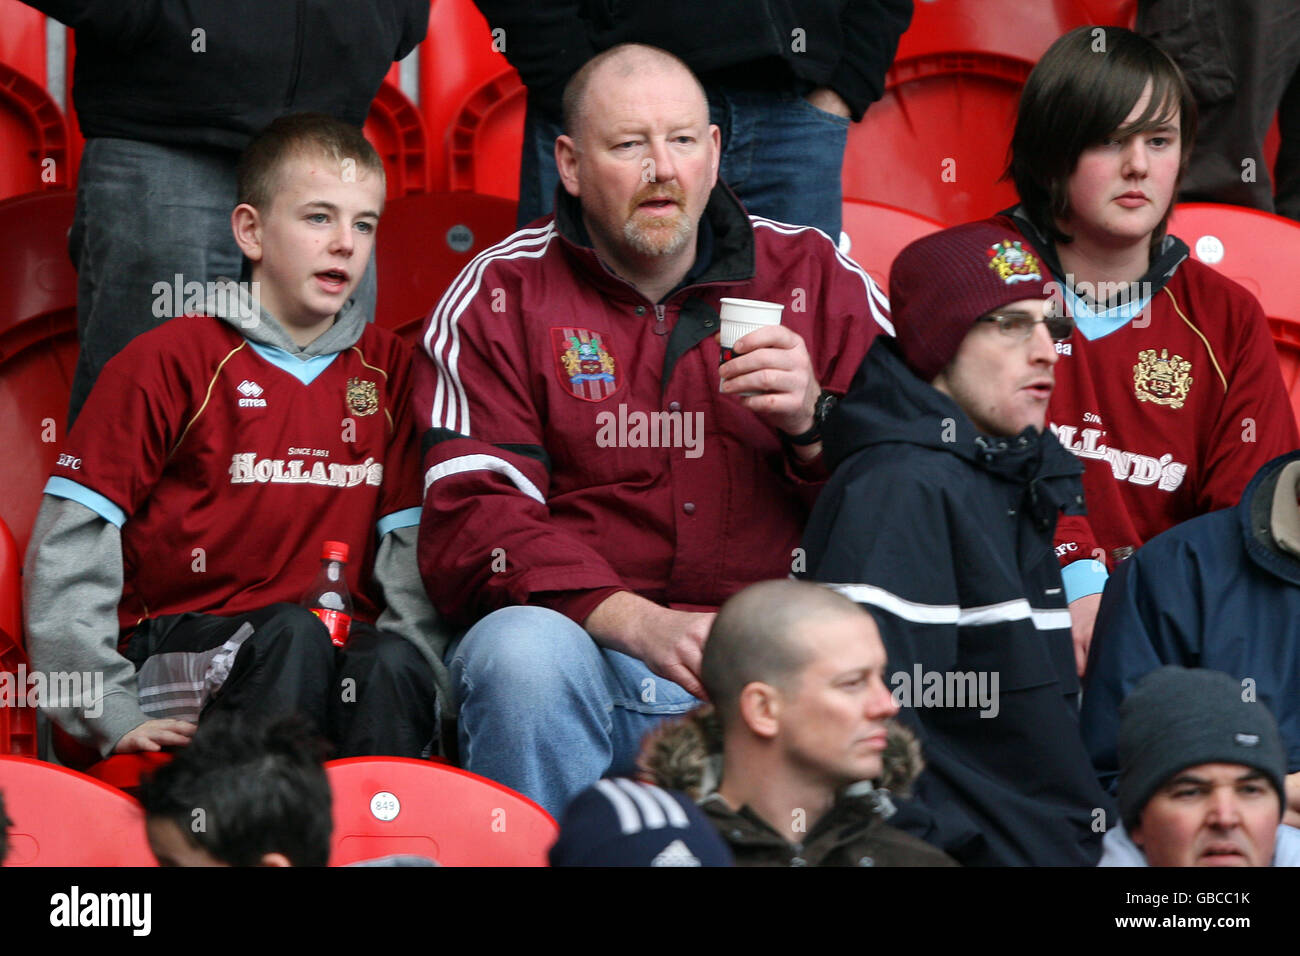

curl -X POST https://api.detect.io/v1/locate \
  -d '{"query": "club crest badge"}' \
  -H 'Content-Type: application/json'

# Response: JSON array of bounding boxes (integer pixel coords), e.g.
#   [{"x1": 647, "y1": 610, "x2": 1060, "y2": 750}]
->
[
  {"x1": 1133, "y1": 349, "x2": 1193, "y2": 408},
  {"x1": 987, "y1": 240, "x2": 1042, "y2": 284},
  {"x1": 552, "y1": 327, "x2": 620, "y2": 402},
  {"x1": 346, "y1": 377, "x2": 379, "y2": 416}
]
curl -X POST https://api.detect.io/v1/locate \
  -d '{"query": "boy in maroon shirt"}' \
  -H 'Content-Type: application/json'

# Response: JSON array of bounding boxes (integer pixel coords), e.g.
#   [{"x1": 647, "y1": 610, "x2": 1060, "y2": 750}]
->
[
  {"x1": 991, "y1": 26, "x2": 1298, "y2": 672},
  {"x1": 23, "y1": 114, "x2": 444, "y2": 761}
]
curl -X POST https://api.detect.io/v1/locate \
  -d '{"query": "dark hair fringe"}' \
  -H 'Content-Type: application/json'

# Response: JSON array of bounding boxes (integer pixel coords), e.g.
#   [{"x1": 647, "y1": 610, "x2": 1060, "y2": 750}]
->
[{"x1": 1006, "y1": 25, "x2": 1198, "y2": 249}]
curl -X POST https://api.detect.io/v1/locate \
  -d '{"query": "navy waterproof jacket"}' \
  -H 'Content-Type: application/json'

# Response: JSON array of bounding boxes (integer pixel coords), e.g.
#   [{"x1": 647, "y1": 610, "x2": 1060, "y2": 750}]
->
[
  {"x1": 1082, "y1": 449, "x2": 1300, "y2": 793},
  {"x1": 802, "y1": 336, "x2": 1115, "y2": 866}
]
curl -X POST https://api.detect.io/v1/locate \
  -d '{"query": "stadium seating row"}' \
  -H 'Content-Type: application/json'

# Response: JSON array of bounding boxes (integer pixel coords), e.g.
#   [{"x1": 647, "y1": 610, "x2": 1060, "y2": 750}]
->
[{"x1": 0, "y1": 754, "x2": 558, "y2": 866}]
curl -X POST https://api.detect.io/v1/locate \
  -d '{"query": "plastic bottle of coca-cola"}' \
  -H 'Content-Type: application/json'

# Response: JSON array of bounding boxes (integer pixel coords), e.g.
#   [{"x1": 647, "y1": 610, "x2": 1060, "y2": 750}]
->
[{"x1": 302, "y1": 540, "x2": 353, "y2": 647}]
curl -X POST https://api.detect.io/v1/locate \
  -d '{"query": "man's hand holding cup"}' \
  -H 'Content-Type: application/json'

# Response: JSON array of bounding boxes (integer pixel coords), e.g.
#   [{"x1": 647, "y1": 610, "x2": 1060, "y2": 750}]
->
[{"x1": 718, "y1": 297, "x2": 822, "y2": 455}]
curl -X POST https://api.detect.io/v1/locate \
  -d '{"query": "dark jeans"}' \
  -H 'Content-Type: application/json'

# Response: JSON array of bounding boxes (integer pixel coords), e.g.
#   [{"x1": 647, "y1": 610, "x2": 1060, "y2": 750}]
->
[
  {"x1": 126, "y1": 602, "x2": 436, "y2": 758},
  {"x1": 518, "y1": 86, "x2": 850, "y2": 241}
]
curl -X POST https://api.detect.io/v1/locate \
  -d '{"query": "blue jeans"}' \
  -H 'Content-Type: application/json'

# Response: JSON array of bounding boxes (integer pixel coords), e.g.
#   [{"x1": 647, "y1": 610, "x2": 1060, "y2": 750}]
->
[
  {"x1": 518, "y1": 86, "x2": 849, "y2": 241},
  {"x1": 447, "y1": 605, "x2": 698, "y2": 818},
  {"x1": 68, "y1": 137, "x2": 377, "y2": 426}
]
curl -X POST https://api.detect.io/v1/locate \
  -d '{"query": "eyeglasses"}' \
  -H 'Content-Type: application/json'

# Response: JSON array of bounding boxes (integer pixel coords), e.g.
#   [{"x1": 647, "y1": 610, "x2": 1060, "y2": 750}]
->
[{"x1": 976, "y1": 307, "x2": 1074, "y2": 342}]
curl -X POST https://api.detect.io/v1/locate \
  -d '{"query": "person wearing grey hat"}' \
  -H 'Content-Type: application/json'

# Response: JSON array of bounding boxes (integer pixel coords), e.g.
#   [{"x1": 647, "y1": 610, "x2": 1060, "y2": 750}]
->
[
  {"x1": 801, "y1": 221, "x2": 1115, "y2": 866},
  {"x1": 1100, "y1": 666, "x2": 1300, "y2": 866}
]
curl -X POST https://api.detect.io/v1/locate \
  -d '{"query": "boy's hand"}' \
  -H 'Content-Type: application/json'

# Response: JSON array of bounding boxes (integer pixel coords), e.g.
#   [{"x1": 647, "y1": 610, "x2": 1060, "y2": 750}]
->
[{"x1": 114, "y1": 719, "x2": 198, "y2": 753}]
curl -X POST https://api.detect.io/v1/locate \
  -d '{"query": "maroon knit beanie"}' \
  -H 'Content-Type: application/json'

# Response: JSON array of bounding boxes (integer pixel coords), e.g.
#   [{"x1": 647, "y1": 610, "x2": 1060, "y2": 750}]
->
[{"x1": 889, "y1": 222, "x2": 1056, "y2": 383}]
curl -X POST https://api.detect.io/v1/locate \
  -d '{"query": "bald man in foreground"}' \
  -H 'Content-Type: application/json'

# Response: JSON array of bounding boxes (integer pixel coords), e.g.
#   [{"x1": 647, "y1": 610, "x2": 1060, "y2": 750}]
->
[
  {"x1": 413, "y1": 44, "x2": 888, "y2": 816},
  {"x1": 643, "y1": 580, "x2": 957, "y2": 865}
]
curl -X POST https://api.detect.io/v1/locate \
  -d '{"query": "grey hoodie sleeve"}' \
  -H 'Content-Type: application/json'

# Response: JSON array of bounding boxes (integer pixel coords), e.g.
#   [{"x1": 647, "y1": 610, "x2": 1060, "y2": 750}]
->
[
  {"x1": 373, "y1": 523, "x2": 455, "y2": 718},
  {"x1": 22, "y1": 495, "x2": 149, "y2": 757}
]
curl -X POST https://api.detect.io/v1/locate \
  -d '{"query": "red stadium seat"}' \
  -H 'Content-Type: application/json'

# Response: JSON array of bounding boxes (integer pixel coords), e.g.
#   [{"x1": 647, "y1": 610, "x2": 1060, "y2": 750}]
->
[
  {"x1": 840, "y1": 199, "x2": 946, "y2": 290},
  {"x1": 374, "y1": 190, "x2": 519, "y2": 342},
  {"x1": 0, "y1": 0, "x2": 46, "y2": 88},
  {"x1": 447, "y1": 68, "x2": 526, "y2": 199},
  {"x1": 419, "y1": 0, "x2": 515, "y2": 191},
  {"x1": 0, "y1": 59, "x2": 70, "y2": 200},
  {"x1": 0, "y1": 755, "x2": 157, "y2": 865},
  {"x1": 0, "y1": 516, "x2": 37, "y2": 758},
  {"x1": 845, "y1": 0, "x2": 1137, "y2": 225},
  {"x1": 844, "y1": 50, "x2": 1030, "y2": 224},
  {"x1": 1167, "y1": 202, "x2": 1300, "y2": 429},
  {"x1": 363, "y1": 79, "x2": 431, "y2": 199},
  {"x1": 325, "y1": 756, "x2": 557, "y2": 866},
  {"x1": 0, "y1": 190, "x2": 77, "y2": 555}
]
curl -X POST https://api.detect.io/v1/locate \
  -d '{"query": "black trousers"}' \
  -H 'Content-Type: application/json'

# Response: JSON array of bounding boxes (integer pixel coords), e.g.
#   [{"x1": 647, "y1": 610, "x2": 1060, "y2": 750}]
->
[{"x1": 125, "y1": 603, "x2": 437, "y2": 758}]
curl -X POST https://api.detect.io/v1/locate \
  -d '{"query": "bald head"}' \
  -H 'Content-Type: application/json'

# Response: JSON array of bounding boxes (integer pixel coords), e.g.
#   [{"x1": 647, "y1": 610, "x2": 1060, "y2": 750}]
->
[
  {"x1": 703, "y1": 581, "x2": 879, "y2": 730},
  {"x1": 561, "y1": 44, "x2": 708, "y2": 144}
]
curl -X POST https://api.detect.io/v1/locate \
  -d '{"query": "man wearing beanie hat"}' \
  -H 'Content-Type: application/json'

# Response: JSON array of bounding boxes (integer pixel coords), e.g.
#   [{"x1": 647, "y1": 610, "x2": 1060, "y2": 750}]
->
[
  {"x1": 1100, "y1": 666, "x2": 1300, "y2": 866},
  {"x1": 801, "y1": 221, "x2": 1116, "y2": 866}
]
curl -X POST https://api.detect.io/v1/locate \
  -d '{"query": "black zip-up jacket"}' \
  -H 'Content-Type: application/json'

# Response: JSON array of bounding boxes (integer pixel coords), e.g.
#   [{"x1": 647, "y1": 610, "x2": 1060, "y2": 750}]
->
[
  {"x1": 472, "y1": 0, "x2": 913, "y2": 121},
  {"x1": 28, "y1": 0, "x2": 429, "y2": 151},
  {"x1": 800, "y1": 337, "x2": 1116, "y2": 866}
]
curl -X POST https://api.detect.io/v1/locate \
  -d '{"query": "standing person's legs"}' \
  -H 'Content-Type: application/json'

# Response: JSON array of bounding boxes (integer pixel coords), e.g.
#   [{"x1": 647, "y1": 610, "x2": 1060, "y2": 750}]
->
[
  {"x1": 67, "y1": 139, "x2": 243, "y2": 426},
  {"x1": 1267, "y1": 7, "x2": 1300, "y2": 221},
  {"x1": 707, "y1": 86, "x2": 849, "y2": 242},
  {"x1": 517, "y1": 105, "x2": 566, "y2": 227},
  {"x1": 447, "y1": 605, "x2": 698, "y2": 818}
]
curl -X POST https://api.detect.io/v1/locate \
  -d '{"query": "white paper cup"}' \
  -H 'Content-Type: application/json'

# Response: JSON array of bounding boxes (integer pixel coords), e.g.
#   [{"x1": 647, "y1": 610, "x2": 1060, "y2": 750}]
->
[{"x1": 718, "y1": 297, "x2": 784, "y2": 359}]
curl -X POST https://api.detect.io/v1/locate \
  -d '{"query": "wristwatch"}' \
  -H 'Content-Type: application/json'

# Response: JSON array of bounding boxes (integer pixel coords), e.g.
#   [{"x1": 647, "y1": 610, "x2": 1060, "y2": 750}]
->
[{"x1": 782, "y1": 390, "x2": 838, "y2": 447}]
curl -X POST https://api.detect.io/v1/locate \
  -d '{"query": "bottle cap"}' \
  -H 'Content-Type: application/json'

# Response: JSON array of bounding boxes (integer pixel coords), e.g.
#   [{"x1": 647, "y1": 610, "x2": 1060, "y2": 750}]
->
[{"x1": 321, "y1": 540, "x2": 349, "y2": 563}]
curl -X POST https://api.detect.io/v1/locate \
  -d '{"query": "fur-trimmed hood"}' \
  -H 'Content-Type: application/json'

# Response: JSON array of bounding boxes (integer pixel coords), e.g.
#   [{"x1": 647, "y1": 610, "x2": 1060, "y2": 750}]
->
[{"x1": 637, "y1": 705, "x2": 924, "y2": 804}]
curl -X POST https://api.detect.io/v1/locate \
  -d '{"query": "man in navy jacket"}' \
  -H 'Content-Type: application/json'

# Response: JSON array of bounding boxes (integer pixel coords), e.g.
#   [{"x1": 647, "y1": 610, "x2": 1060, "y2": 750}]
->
[{"x1": 1083, "y1": 449, "x2": 1300, "y2": 827}]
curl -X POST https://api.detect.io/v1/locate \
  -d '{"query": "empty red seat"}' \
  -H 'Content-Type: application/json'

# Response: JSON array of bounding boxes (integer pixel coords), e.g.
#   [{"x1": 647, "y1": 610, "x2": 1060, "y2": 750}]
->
[
  {"x1": 326, "y1": 756, "x2": 557, "y2": 866},
  {"x1": 0, "y1": 755, "x2": 157, "y2": 865},
  {"x1": 0, "y1": 59, "x2": 70, "y2": 200},
  {"x1": 840, "y1": 199, "x2": 946, "y2": 290},
  {"x1": 374, "y1": 190, "x2": 519, "y2": 341},
  {"x1": 1167, "y1": 202, "x2": 1300, "y2": 429},
  {"x1": 419, "y1": 0, "x2": 515, "y2": 191},
  {"x1": 363, "y1": 78, "x2": 431, "y2": 199},
  {"x1": 0, "y1": 0, "x2": 47, "y2": 89},
  {"x1": 0, "y1": 190, "x2": 77, "y2": 555},
  {"x1": 446, "y1": 68, "x2": 526, "y2": 199},
  {"x1": 845, "y1": 0, "x2": 1139, "y2": 225},
  {"x1": 0, "y1": 516, "x2": 36, "y2": 758}
]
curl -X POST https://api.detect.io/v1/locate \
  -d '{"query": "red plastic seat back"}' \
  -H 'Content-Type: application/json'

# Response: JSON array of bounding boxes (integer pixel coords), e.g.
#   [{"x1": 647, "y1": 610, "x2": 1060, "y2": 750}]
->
[
  {"x1": 0, "y1": 516, "x2": 37, "y2": 757},
  {"x1": 325, "y1": 757, "x2": 557, "y2": 866},
  {"x1": 847, "y1": 0, "x2": 1138, "y2": 225},
  {"x1": 840, "y1": 199, "x2": 946, "y2": 291},
  {"x1": 0, "y1": 59, "x2": 70, "y2": 200},
  {"x1": 0, "y1": 755, "x2": 157, "y2": 865},
  {"x1": 363, "y1": 79, "x2": 431, "y2": 199},
  {"x1": 1167, "y1": 202, "x2": 1300, "y2": 431},
  {"x1": 0, "y1": 190, "x2": 77, "y2": 556},
  {"x1": 447, "y1": 69, "x2": 526, "y2": 199},
  {"x1": 419, "y1": 0, "x2": 515, "y2": 191},
  {"x1": 374, "y1": 190, "x2": 519, "y2": 343},
  {"x1": 844, "y1": 52, "x2": 1030, "y2": 225}
]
